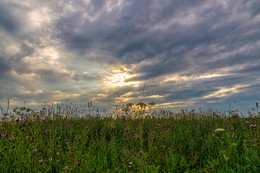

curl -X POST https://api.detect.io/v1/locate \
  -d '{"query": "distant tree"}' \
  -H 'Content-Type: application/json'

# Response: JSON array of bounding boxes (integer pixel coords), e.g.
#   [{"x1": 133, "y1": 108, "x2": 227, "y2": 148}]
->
[
  {"x1": 136, "y1": 102, "x2": 146, "y2": 110},
  {"x1": 126, "y1": 103, "x2": 134, "y2": 108},
  {"x1": 148, "y1": 102, "x2": 156, "y2": 107}
]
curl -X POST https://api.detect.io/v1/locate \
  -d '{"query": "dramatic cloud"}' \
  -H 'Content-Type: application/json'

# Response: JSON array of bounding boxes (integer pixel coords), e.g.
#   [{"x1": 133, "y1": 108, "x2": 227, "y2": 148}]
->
[{"x1": 0, "y1": 0, "x2": 260, "y2": 114}]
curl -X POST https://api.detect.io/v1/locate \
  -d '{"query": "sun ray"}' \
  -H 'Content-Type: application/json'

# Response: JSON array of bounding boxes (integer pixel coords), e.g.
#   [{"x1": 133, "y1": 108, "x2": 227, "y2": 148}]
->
[{"x1": 104, "y1": 68, "x2": 140, "y2": 88}]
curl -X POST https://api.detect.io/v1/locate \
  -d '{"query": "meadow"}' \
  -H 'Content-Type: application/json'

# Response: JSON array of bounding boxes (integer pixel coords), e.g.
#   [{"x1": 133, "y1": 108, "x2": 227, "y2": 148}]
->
[{"x1": 0, "y1": 103, "x2": 259, "y2": 172}]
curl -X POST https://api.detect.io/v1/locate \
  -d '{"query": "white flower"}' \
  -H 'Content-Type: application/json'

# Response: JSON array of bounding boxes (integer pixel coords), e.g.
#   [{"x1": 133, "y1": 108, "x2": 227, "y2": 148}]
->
[{"x1": 214, "y1": 128, "x2": 225, "y2": 132}]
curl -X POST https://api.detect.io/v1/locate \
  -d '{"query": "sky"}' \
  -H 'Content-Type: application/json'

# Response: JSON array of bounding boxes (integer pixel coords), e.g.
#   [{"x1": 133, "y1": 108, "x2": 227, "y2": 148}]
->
[{"x1": 0, "y1": 0, "x2": 260, "y2": 114}]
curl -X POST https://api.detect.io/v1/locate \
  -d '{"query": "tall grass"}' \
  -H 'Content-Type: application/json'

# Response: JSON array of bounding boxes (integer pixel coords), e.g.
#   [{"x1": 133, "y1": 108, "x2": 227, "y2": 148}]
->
[{"x1": 0, "y1": 104, "x2": 259, "y2": 172}]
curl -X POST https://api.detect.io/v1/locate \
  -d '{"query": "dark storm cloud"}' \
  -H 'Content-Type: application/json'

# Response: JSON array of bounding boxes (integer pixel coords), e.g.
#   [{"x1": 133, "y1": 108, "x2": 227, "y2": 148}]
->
[
  {"x1": 0, "y1": 2, "x2": 20, "y2": 33},
  {"x1": 0, "y1": 57, "x2": 11, "y2": 79},
  {"x1": 0, "y1": 0, "x2": 259, "y2": 112},
  {"x1": 34, "y1": 69, "x2": 99, "y2": 82},
  {"x1": 54, "y1": 0, "x2": 260, "y2": 79}
]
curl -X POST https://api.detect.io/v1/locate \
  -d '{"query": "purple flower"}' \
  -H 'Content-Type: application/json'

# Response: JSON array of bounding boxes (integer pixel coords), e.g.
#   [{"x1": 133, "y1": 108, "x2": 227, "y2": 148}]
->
[
  {"x1": 249, "y1": 124, "x2": 256, "y2": 128},
  {"x1": 139, "y1": 151, "x2": 143, "y2": 155},
  {"x1": 231, "y1": 128, "x2": 235, "y2": 131},
  {"x1": 168, "y1": 147, "x2": 171, "y2": 150},
  {"x1": 101, "y1": 129, "x2": 103, "y2": 132},
  {"x1": 33, "y1": 149, "x2": 37, "y2": 153},
  {"x1": 1, "y1": 134, "x2": 4, "y2": 138},
  {"x1": 10, "y1": 137, "x2": 14, "y2": 141},
  {"x1": 16, "y1": 168, "x2": 20, "y2": 171},
  {"x1": 77, "y1": 162, "x2": 81, "y2": 166}
]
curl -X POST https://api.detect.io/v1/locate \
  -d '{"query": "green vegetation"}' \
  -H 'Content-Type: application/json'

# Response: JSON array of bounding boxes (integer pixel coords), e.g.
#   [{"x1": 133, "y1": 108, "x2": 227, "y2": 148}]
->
[{"x1": 0, "y1": 104, "x2": 259, "y2": 172}]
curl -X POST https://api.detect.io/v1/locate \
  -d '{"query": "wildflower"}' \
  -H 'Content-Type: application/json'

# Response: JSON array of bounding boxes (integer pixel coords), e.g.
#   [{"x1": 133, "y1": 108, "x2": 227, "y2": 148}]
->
[
  {"x1": 39, "y1": 160, "x2": 43, "y2": 163},
  {"x1": 1, "y1": 134, "x2": 4, "y2": 138},
  {"x1": 33, "y1": 149, "x2": 37, "y2": 153},
  {"x1": 214, "y1": 128, "x2": 225, "y2": 132},
  {"x1": 16, "y1": 168, "x2": 20, "y2": 171},
  {"x1": 42, "y1": 163, "x2": 46, "y2": 166},
  {"x1": 101, "y1": 129, "x2": 103, "y2": 132},
  {"x1": 249, "y1": 124, "x2": 256, "y2": 128},
  {"x1": 129, "y1": 162, "x2": 132, "y2": 165},
  {"x1": 168, "y1": 147, "x2": 171, "y2": 150},
  {"x1": 152, "y1": 132, "x2": 155, "y2": 135},
  {"x1": 25, "y1": 136, "x2": 28, "y2": 138},
  {"x1": 77, "y1": 162, "x2": 81, "y2": 166},
  {"x1": 223, "y1": 154, "x2": 229, "y2": 161},
  {"x1": 139, "y1": 151, "x2": 143, "y2": 155},
  {"x1": 231, "y1": 128, "x2": 235, "y2": 131},
  {"x1": 10, "y1": 137, "x2": 14, "y2": 141},
  {"x1": 225, "y1": 157, "x2": 229, "y2": 161},
  {"x1": 154, "y1": 146, "x2": 157, "y2": 149}
]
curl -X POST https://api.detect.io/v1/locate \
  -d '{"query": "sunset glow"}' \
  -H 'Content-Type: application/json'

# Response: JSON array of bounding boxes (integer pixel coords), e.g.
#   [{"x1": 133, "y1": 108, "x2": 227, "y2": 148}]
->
[{"x1": 104, "y1": 70, "x2": 140, "y2": 88}]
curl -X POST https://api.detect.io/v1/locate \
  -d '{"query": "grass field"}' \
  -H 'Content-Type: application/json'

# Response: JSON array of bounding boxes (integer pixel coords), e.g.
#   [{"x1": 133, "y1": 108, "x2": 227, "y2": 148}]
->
[{"x1": 0, "y1": 104, "x2": 259, "y2": 172}]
